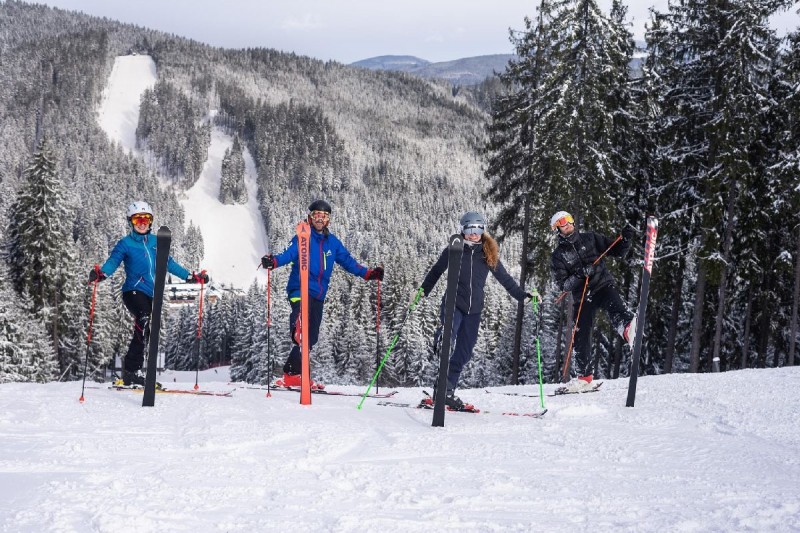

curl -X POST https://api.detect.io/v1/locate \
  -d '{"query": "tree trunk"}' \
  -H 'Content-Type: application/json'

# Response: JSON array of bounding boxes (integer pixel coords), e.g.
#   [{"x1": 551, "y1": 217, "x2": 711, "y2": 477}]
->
[
  {"x1": 789, "y1": 226, "x2": 800, "y2": 366},
  {"x1": 664, "y1": 256, "x2": 684, "y2": 374},
  {"x1": 741, "y1": 287, "x2": 753, "y2": 369},
  {"x1": 511, "y1": 195, "x2": 532, "y2": 384},
  {"x1": 711, "y1": 183, "x2": 737, "y2": 372},
  {"x1": 756, "y1": 275, "x2": 770, "y2": 368},
  {"x1": 689, "y1": 262, "x2": 707, "y2": 373}
]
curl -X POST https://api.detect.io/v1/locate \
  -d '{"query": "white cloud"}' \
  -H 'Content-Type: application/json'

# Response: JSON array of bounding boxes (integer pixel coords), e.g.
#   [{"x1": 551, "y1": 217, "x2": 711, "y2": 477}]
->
[{"x1": 280, "y1": 13, "x2": 324, "y2": 31}]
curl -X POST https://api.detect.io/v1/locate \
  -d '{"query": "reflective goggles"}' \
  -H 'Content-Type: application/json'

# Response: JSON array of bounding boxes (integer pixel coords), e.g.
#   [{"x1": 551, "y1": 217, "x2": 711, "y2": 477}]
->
[
  {"x1": 309, "y1": 210, "x2": 330, "y2": 221},
  {"x1": 462, "y1": 223, "x2": 485, "y2": 235},
  {"x1": 130, "y1": 213, "x2": 153, "y2": 225},
  {"x1": 551, "y1": 214, "x2": 574, "y2": 229}
]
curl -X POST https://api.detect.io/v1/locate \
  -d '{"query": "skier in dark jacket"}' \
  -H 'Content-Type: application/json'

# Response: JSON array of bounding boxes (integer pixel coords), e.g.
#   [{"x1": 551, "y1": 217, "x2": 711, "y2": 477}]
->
[
  {"x1": 419, "y1": 211, "x2": 533, "y2": 410},
  {"x1": 260, "y1": 200, "x2": 384, "y2": 388},
  {"x1": 549, "y1": 210, "x2": 635, "y2": 393},
  {"x1": 90, "y1": 201, "x2": 209, "y2": 386}
]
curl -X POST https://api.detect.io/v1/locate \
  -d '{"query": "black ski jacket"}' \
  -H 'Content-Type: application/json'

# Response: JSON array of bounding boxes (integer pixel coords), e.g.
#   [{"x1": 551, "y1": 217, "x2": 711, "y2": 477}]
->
[
  {"x1": 550, "y1": 230, "x2": 631, "y2": 297},
  {"x1": 421, "y1": 241, "x2": 526, "y2": 315}
]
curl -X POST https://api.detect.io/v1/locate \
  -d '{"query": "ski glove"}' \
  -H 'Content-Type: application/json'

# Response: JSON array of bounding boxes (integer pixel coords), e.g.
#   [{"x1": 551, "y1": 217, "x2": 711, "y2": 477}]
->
[
  {"x1": 365, "y1": 266, "x2": 384, "y2": 281},
  {"x1": 622, "y1": 226, "x2": 635, "y2": 242},
  {"x1": 187, "y1": 271, "x2": 210, "y2": 284},
  {"x1": 261, "y1": 254, "x2": 277, "y2": 270},
  {"x1": 88, "y1": 269, "x2": 107, "y2": 283},
  {"x1": 582, "y1": 264, "x2": 595, "y2": 278}
]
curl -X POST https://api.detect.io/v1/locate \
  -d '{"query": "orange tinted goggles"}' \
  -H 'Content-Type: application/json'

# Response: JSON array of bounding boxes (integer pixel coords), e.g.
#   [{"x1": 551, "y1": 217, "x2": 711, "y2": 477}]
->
[
  {"x1": 310, "y1": 210, "x2": 330, "y2": 221},
  {"x1": 551, "y1": 214, "x2": 574, "y2": 229},
  {"x1": 131, "y1": 213, "x2": 153, "y2": 225}
]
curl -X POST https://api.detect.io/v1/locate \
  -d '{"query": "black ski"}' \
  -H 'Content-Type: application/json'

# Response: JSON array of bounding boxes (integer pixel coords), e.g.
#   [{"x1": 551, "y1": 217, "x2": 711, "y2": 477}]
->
[
  {"x1": 142, "y1": 226, "x2": 171, "y2": 407},
  {"x1": 433, "y1": 234, "x2": 464, "y2": 427},
  {"x1": 257, "y1": 385, "x2": 398, "y2": 399},
  {"x1": 626, "y1": 217, "x2": 659, "y2": 407},
  {"x1": 377, "y1": 400, "x2": 547, "y2": 419}
]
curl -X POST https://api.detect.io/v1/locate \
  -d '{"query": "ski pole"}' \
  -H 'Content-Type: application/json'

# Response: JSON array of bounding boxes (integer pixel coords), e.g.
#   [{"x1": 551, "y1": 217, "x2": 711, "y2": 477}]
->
[
  {"x1": 357, "y1": 287, "x2": 423, "y2": 409},
  {"x1": 554, "y1": 235, "x2": 623, "y2": 304},
  {"x1": 194, "y1": 270, "x2": 207, "y2": 390},
  {"x1": 531, "y1": 289, "x2": 545, "y2": 409},
  {"x1": 79, "y1": 264, "x2": 101, "y2": 403},
  {"x1": 561, "y1": 277, "x2": 589, "y2": 382},
  {"x1": 266, "y1": 267, "x2": 273, "y2": 398},
  {"x1": 375, "y1": 279, "x2": 381, "y2": 395}
]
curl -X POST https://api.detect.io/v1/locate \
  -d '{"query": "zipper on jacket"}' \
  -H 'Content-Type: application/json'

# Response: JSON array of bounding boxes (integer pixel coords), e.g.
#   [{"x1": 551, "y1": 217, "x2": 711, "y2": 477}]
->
[
  {"x1": 467, "y1": 246, "x2": 475, "y2": 314},
  {"x1": 143, "y1": 234, "x2": 155, "y2": 284},
  {"x1": 316, "y1": 238, "x2": 325, "y2": 299}
]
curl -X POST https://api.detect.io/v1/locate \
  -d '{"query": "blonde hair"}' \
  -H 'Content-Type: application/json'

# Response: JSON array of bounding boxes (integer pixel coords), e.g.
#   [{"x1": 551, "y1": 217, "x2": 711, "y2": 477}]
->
[{"x1": 482, "y1": 233, "x2": 499, "y2": 269}]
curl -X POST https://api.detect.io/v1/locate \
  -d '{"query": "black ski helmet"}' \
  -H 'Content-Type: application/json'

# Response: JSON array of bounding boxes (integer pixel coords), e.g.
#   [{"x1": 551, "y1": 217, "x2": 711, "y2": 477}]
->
[{"x1": 308, "y1": 200, "x2": 332, "y2": 214}]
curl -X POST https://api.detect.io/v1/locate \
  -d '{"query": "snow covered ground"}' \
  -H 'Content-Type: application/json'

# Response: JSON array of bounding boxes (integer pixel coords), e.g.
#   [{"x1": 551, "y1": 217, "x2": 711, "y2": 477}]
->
[
  {"x1": 97, "y1": 55, "x2": 268, "y2": 290},
  {"x1": 1, "y1": 367, "x2": 799, "y2": 532}
]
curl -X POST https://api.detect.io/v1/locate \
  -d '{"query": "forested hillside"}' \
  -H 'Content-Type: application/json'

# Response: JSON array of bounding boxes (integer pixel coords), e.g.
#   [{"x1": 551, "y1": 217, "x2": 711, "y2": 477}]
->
[{"x1": 0, "y1": 1, "x2": 516, "y2": 388}]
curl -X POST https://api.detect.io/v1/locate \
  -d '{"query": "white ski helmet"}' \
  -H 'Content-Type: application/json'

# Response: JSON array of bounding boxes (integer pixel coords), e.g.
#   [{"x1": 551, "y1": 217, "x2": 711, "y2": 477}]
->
[
  {"x1": 459, "y1": 211, "x2": 486, "y2": 235},
  {"x1": 550, "y1": 211, "x2": 574, "y2": 230},
  {"x1": 126, "y1": 201, "x2": 153, "y2": 219}
]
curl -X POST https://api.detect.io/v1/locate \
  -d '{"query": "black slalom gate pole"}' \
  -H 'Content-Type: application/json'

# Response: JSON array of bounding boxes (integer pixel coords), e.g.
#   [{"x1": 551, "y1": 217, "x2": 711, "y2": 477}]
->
[
  {"x1": 375, "y1": 279, "x2": 381, "y2": 395},
  {"x1": 143, "y1": 226, "x2": 172, "y2": 407},
  {"x1": 432, "y1": 234, "x2": 464, "y2": 428},
  {"x1": 626, "y1": 217, "x2": 659, "y2": 408},
  {"x1": 79, "y1": 264, "x2": 102, "y2": 403}
]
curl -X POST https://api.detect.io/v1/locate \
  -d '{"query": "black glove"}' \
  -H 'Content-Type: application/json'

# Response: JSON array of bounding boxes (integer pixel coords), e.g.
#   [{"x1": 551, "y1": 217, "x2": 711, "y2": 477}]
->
[
  {"x1": 525, "y1": 292, "x2": 534, "y2": 302},
  {"x1": 88, "y1": 269, "x2": 107, "y2": 283},
  {"x1": 582, "y1": 264, "x2": 595, "y2": 278},
  {"x1": 261, "y1": 254, "x2": 277, "y2": 270},
  {"x1": 187, "y1": 271, "x2": 210, "y2": 284},
  {"x1": 622, "y1": 226, "x2": 635, "y2": 241},
  {"x1": 365, "y1": 266, "x2": 384, "y2": 281}
]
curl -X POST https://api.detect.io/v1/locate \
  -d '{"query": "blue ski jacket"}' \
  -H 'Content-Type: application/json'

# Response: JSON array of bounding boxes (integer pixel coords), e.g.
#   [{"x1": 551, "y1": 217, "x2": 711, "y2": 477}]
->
[
  {"x1": 274, "y1": 229, "x2": 368, "y2": 301},
  {"x1": 100, "y1": 230, "x2": 191, "y2": 297}
]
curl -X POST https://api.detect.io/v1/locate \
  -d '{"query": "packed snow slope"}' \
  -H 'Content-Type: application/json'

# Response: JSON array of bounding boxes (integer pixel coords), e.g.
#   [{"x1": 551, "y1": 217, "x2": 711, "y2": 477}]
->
[
  {"x1": 97, "y1": 55, "x2": 268, "y2": 290},
  {"x1": 1, "y1": 367, "x2": 798, "y2": 532}
]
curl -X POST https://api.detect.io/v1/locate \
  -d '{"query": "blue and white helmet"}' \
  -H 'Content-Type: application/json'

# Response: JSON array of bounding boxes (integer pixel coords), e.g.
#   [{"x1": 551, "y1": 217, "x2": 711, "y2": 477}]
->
[
  {"x1": 459, "y1": 211, "x2": 486, "y2": 235},
  {"x1": 126, "y1": 201, "x2": 153, "y2": 219}
]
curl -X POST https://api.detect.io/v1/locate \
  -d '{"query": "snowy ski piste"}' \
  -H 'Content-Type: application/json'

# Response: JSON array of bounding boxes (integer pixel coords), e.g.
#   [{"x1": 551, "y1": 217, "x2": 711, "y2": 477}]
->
[
  {"x1": 97, "y1": 55, "x2": 268, "y2": 290},
  {"x1": 2, "y1": 367, "x2": 799, "y2": 531}
]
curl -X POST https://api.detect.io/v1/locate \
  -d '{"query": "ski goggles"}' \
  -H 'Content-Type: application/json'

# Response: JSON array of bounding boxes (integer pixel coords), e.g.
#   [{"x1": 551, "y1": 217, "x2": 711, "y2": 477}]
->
[
  {"x1": 462, "y1": 223, "x2": 485, "y2": 235},
  {"x1": 551, "y1": 214, "x2": 574, "y2": 229},
  {"x1": 130, "y1": 213, "x2": 153, "y2": 225},
  {"x1": 309, "y1": 210, "x2": 330, "y2": 221}
]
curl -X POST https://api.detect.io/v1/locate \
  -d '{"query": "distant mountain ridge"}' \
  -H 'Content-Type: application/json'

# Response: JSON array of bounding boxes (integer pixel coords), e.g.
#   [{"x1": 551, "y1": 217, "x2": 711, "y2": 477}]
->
[{"x1": 351, "y1": 54, "x2": 515, "y2": 85}]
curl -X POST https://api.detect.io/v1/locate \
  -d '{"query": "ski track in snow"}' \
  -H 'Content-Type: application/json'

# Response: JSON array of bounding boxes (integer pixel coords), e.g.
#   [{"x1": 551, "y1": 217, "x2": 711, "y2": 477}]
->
[
  {"x1": 1, "y1": 368, "x2": 799, "y2": 532},
  {"x1": 97, "y1": 55, "x2": 268, "y2": 290}
]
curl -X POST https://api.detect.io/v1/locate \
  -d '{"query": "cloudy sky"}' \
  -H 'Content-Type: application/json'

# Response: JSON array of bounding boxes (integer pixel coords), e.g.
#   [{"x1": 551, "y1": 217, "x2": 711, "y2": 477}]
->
[{"x1": 33, "y1": 0, "x2": 800, "y2": 64}]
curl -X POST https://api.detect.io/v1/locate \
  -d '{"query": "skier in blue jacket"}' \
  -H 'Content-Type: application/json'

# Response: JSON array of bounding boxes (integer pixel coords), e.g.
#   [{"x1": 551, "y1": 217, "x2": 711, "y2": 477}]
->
[
  {"x1": 261, "y1": 200, "x2": 383, "y2": 388},
  {"x1": 89, "y1": 201, "x2": 209, "y2": 386}
]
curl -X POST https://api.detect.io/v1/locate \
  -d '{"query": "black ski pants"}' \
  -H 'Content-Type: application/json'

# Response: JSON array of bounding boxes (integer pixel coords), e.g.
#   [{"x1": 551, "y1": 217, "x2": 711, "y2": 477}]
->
[
  {"x1": 572, "y1": 284, "x2": 633, "y2": 377},
  {"x1": 283, "y1": 297, "x2": 325, "y2": 375},
  {"x1": 433, "y1": 304, "x2": 482, "y2": 391},
  {"x1": 121, "y1": 290, "x2": 153, "y2": 373}
]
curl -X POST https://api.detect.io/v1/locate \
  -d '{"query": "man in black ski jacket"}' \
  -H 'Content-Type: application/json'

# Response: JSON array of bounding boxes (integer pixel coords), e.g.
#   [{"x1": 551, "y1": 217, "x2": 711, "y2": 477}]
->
[{"x1": 549, "y1": 211, "x2": 635, "y2": 393}]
